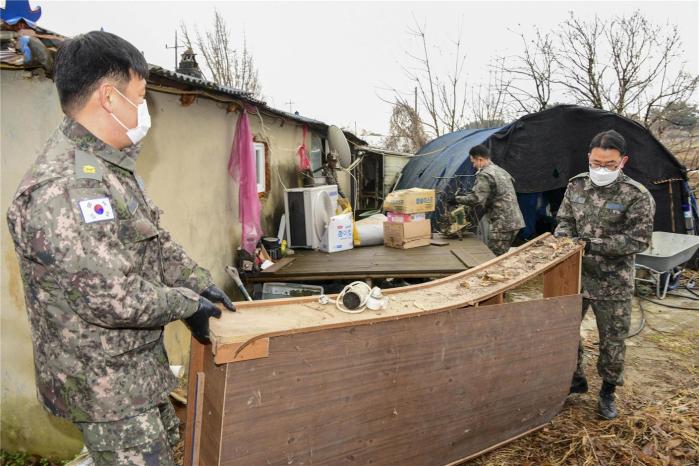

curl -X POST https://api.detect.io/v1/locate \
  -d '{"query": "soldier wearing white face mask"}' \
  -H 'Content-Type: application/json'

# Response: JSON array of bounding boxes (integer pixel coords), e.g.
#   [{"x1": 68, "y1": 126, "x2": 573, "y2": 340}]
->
[
  {"x1": 109, "y1": 87, "x2": 152, "y2": 144},
  {"x1": 555, "y1": 130, "x2": 655, "y2": 421},
  {"x1": 6, "y1": 31, "x2": 236, "y2": 464}
]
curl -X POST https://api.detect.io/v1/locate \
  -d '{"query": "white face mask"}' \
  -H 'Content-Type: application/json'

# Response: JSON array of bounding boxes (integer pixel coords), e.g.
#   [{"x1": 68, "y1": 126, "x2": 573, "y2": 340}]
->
[
  {"x1": 110, "y1": 88, "x2": 151, "y2": 144},
  {"x1": 589, "y1": 165, "x2": 620, "y2": 187}
]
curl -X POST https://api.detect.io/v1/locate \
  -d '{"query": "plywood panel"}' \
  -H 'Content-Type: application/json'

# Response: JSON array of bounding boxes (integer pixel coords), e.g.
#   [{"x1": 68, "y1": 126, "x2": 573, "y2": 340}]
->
[
  {"x1": 543, "y1": 250, "x2": 581, "y2": 298},
  {"x1": 214, "y1": 295, "x2": 580, "y2": 465}
]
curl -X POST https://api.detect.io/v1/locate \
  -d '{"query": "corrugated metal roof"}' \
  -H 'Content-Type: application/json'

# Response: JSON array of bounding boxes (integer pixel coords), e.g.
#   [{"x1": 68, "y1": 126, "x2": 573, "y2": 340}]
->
[{"x1": 148, "y1": 65, "x2": 261, "y2": 102}]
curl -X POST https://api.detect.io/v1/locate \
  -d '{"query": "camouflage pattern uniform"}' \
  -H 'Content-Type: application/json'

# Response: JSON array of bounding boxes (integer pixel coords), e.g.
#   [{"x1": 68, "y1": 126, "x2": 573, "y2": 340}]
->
[
  {"x1": 459, "y1": 162, "x2": 525, "y2": 255},
  {"x1": 6, "y1": 118, "x2": 214, "y2": 462},
  {"x1": 555, "y1": 171, "x2": 655, "y2": 386}
]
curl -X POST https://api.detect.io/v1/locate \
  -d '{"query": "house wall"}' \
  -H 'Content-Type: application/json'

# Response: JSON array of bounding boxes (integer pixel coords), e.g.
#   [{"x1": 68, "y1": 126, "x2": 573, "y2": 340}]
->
[
  {"x1": 0, "y1": 69, "x2": 321, "y2": 457},
  {"x1": 383, "y1": 154, "x2": 411, "y2": 196}
]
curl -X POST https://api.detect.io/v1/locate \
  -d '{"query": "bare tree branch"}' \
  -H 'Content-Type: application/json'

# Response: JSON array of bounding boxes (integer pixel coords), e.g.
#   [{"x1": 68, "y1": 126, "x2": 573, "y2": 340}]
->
[{"x1": 180, "y1": 10, "x2": 262, "y2": 97}]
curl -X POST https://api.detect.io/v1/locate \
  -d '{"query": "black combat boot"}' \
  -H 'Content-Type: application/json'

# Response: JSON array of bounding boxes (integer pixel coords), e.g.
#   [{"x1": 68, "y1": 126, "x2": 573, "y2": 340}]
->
[
  {"x1": 597, "y1": 381, "x2": 618, "y2": 420},
  {"x1": 569, "y1": 374, "x2": 588, "y2": 394}
]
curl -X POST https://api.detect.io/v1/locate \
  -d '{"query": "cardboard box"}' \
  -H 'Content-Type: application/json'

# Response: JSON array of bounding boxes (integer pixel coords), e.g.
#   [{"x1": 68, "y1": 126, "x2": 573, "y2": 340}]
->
[
  {"x1": 386, "y1": 212, "x2": 427, "y2": 223},
  {"x1": 383, "y1": 219, "x2": 432, "y2": 249},
  {"x1": 320, "y1": 213, "x2": 354, "y2": 253},
  {"x1": 383, "y1": 188, "x2": 436, "y2": 214}
]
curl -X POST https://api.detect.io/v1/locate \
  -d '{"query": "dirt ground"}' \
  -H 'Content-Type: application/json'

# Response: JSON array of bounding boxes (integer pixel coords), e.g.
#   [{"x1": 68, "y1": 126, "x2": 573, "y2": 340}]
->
[{"x1": 468, "y1": 291, "x2": 699, "y2": 466}]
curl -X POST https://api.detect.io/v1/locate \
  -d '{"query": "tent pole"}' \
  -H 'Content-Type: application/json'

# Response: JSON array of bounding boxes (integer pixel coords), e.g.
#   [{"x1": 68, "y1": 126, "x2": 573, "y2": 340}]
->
[{"x1": 669, "y1": 182, "x2": 676, "y2": 232}]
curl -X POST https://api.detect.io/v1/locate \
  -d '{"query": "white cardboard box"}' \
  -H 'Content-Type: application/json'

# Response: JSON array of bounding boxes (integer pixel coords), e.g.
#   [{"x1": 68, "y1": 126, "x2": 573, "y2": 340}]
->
[{"x1": 320, "y1": 213, "x2": 354, "y2": 253}]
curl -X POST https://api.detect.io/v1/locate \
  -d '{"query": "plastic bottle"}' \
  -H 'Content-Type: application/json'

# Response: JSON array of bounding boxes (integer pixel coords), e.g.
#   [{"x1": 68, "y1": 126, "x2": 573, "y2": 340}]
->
[{"x1": 683, "y1": 202, "x2": 695, "y2": 234}]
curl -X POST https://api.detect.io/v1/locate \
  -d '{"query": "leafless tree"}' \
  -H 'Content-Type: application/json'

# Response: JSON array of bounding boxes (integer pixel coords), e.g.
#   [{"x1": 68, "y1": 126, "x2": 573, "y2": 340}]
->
[
  {"x1": 390, "y1": 18, "x2": 469, "y2": 138},
  {"x1": 497, "y1": 28, "x2": 556, "y2": 113},
  {"x1": 552, "y1": 13, "x2": 608, "y2": 109},
  {"x1": 181, "y1": 10, "x2": 262, "y2": 98},
  {"x1": 470, "y1": 58, "x2": 512, "y2": 128},
  {"x1": 384, "y1": 100, "x2": 428, "y2": 153},
  {"x1": 499, "y1": 11, "x2": 697, "y2": 133}
]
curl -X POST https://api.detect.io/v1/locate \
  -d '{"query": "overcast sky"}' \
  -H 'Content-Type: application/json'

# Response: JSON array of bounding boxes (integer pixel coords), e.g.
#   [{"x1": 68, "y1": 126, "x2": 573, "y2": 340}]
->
[{"x1": 36, "y1": 0, "x2": 698, "y2": 135}]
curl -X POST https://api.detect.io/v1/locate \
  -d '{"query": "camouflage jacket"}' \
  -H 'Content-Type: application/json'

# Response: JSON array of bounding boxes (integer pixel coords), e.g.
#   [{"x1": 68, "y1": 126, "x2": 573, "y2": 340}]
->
[
  {"x1": 555, "y1": 172, "x2": 655, "y2": 300},
  {"x1": 6, "y1": 118, "x2": 213, "y2": 422},
  {"x1": 461, "y1": 162, "x2": 525, "y2": 232}
]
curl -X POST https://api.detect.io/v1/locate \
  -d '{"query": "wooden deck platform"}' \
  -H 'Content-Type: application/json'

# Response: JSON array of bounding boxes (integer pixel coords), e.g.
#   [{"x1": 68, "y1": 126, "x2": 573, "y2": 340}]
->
[{"x1": 246, "y1": 234, "x2": 494, "y2": 282}]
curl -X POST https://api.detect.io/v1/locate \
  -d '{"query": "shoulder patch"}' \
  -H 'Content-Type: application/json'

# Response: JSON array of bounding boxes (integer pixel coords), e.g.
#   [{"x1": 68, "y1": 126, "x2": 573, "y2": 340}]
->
[
  {"x1": 75, "y1": 150, "x2": 103, "y2": 181},
  {"x1": 619, "y1": 176, "x2": 649, "y2": 194},
  {"x1": 569, "y1": 172, "x2": 589, "y2": 182}
]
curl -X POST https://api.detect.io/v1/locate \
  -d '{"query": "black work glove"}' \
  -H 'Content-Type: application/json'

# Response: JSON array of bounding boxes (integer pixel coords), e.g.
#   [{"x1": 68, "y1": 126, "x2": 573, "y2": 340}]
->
[
  {"x1": 574, "y1": 237, "x2": 592, "y2": 254},
  {"x1": 201, "y1": 285, "x2": 236, "y2": 312},
  {"x1": 184, "y1": 297, "x2": 222, "y2": 344}
]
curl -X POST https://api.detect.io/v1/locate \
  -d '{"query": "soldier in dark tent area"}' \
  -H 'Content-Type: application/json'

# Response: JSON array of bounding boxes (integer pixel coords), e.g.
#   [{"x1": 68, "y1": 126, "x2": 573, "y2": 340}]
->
[
  {"x1": 6, "y1": 31, "x2": 236, "y2": 464},
  {"x1": 555, "y1": 129, "x2": 655, "y2": 420},
  {"x1": 456, "y1": 144, "x2": 525, "y2": 255}
]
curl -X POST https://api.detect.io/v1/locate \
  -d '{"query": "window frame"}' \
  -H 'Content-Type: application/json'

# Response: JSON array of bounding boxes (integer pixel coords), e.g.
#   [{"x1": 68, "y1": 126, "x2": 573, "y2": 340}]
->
[{"x1": 253, "y1": 141, "x2": 269, "y2": 196}]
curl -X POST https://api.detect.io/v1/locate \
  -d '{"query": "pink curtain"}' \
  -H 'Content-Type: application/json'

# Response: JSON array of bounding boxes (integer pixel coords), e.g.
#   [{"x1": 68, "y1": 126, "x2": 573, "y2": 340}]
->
[
  {"x1": 297, "y1": 125, "x2": 311, "y2": 171},
  {"x1": 228, "y1": 110, "x2": 262, "y2": 254}
]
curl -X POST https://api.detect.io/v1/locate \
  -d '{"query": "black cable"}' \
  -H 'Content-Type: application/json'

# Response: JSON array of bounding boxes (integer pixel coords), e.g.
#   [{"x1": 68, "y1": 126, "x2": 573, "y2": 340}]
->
[
  {"x1": 683, "y1": 286, "x2": 699, "y2": 298},
  {"x1": 665, "y1": 291, "x2": 699, "y2": 301},
  {"x1": 637, "y1": 294, "x2": 699, "y2": 311},
  {"x1": 627, "y1": 297, "x2": 646, "y2": 338}
]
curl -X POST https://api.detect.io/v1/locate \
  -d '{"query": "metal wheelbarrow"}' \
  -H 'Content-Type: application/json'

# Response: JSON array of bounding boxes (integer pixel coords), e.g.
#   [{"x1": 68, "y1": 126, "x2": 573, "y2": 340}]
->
[{"x1": 635, "y1": 231, "x2": 699, "y2": 299}]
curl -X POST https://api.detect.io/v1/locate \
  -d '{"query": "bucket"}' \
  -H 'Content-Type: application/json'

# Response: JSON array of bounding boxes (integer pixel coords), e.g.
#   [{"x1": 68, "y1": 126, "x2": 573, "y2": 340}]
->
[{"x1": 262, "y1": 237, "x2": 281, "y2": 260}]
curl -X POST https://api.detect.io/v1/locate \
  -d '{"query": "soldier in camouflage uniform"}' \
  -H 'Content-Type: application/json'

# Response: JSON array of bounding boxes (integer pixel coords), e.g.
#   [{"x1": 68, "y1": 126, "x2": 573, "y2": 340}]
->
[
  {"x1": 456, "y1": 145, "x2": 525, "y2": 255},
  {"x1": 555, "y1": 129, "x2": 654, "y2": 420},
  {"x1": 6, "y1": 31, "x2": 236, "y2": 464}
]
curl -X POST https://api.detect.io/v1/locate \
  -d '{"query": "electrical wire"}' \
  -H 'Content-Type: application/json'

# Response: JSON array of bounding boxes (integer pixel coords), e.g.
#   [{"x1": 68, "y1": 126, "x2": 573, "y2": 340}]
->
[
  {"x1": 627, "y1": 297, "x2": 646, "y2": 338},
  {"x1": 637, "y1": 294, "x2": 699, "y2": 311},
  {"x1": 627, "y1": 274, "x2": 699, "y2": 339},
  {"x1": 336, "y1": 281, "x2": 371, "y2": 314}
]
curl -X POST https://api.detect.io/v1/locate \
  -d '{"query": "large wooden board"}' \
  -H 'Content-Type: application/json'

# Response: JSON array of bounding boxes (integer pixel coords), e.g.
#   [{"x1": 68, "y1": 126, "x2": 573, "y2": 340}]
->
[
  {"x1": 200, "y1": 295, "x2": 581, "y2": 465},
  {"x1": 187, "y1": 234, "x2": 584, "y2": 465}
]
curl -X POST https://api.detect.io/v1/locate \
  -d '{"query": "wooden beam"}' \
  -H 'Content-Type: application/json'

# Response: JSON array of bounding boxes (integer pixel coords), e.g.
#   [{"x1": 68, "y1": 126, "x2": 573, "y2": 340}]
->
[
  {"x1": 190, "y1": 373, "x2": 205, "y2": 466},
  {"x1": 184, "y1": 338, "x2": 205, "y2": 466}
]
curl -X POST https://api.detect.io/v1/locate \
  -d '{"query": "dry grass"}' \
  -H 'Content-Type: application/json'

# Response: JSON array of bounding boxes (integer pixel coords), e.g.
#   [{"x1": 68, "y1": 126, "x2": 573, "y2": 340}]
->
[{"x1": 469, "y1": 386, "x2": 698, "y2": 466}]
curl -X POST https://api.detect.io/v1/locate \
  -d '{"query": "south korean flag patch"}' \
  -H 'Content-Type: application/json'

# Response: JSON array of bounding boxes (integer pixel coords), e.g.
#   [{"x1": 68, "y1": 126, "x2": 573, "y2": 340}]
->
[{"x1": 78, "y1": 197, "x2": 115, "y2": 223}]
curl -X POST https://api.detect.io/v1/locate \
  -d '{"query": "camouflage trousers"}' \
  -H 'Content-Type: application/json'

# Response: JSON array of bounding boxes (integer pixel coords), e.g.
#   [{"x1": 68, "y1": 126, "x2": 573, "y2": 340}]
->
[
  {"x1": 487, "y1": 230, "x2": 517, "y2": 256},
  {"x1": 76, "y1": 400, "x2": 179, "y2": 466},
  {"x1": 574, "y1": 298, "x2": 632, "y2": 386}
]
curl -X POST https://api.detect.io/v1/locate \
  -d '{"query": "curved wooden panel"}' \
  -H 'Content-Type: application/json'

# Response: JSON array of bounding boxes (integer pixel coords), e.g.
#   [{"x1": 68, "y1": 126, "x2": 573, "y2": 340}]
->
[
  {"x1": 203, "y1": 296, "x2": 580, "y2": 465},
  {"x1": 186, "y1": 234, "x2": 584, "y2": 465}
]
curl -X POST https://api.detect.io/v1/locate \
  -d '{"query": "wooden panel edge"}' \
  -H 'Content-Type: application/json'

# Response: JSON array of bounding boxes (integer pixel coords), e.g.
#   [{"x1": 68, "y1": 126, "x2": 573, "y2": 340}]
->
[
  {"x1": 191, "y1": 372, "x2": 205, "y2": 466},
  {"x1": 184, "y1": 337, "x2": 205, "y2": 466},
  {"x1": 228, "y1": 233, "x2": 561, "y2": 310}
]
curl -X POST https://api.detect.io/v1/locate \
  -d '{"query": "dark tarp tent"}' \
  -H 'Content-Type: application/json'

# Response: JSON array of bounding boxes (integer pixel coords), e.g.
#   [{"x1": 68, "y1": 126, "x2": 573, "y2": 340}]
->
[{"x1": 398, "y1": 105, "x2": 690, "y2": 237}]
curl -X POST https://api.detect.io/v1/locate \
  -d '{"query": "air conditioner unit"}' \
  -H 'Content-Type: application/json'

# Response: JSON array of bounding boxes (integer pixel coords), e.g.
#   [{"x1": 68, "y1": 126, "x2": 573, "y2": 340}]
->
[{"x1": 284, "y1": 185, "x2": 338, "y2": 249}]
